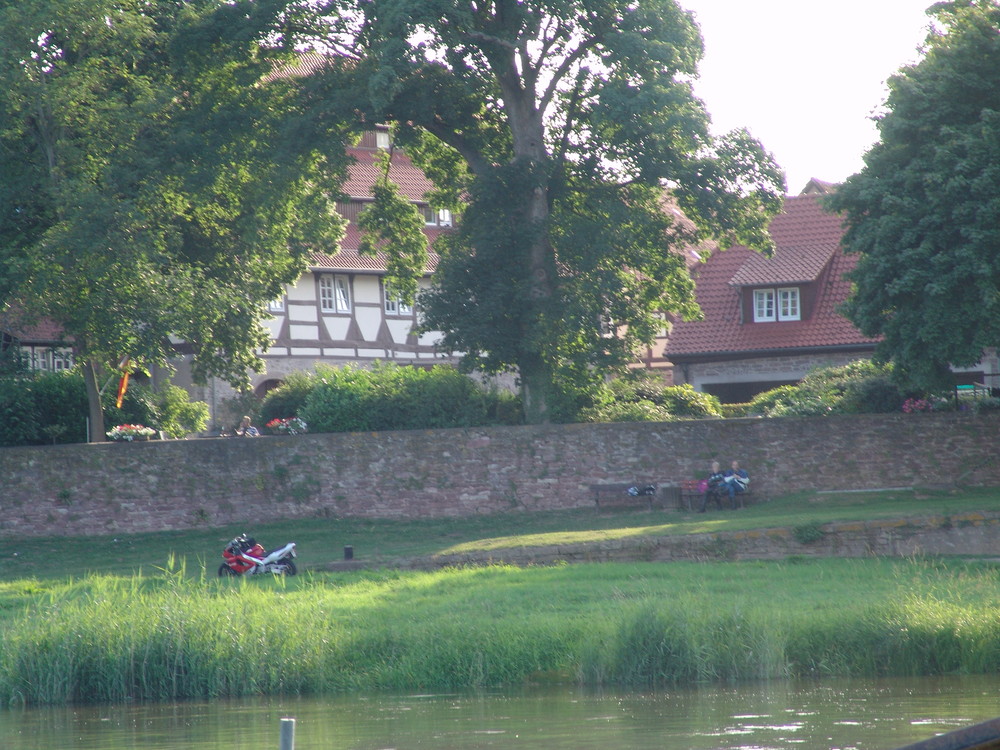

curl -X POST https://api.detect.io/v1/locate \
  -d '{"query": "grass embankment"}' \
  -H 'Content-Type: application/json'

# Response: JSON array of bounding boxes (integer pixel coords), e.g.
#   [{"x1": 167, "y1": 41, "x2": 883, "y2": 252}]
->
[
  {"x1": 0, "y1": 487, "x2": 998, "y2": 706},
  {"x1": 1, "y1": 557, "x2": 1000, "y2": 705},
  {"x1": 1, "y1": 486, "x2": 997, "y2": 580}
]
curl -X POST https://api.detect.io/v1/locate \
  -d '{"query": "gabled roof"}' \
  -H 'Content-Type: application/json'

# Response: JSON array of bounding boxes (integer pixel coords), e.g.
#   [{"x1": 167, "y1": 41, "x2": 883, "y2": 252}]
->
[
  {"x1": 665, "y1": 191, "x2": 879, "y2": 359},
  {"x1": 728, "y1": 242, "x2": 837, "y2": 286},
  {"x1": 309, "y1": 225, "x2": 442, "y2": 274},
  {"x1": 342, "y1": 146, "x2": 437, "y2": 203}
]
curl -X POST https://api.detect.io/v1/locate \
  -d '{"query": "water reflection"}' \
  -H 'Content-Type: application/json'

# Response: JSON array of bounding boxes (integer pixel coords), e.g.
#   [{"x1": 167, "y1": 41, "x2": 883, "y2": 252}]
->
[{"x1": 3, "y1": 675, "x2": 998, "y2": 750}]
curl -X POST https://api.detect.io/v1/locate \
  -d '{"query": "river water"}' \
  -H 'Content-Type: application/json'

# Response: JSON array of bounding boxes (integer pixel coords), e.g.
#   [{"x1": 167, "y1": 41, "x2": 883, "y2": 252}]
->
[{"x1": 3, "y1": 675, "x2": 998, "y2": 750}]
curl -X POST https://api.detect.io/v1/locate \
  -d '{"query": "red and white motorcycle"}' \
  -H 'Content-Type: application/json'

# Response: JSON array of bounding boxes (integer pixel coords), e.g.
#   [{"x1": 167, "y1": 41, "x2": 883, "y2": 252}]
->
[{"x1": 219, "y1": 533, "x2": 297, "y2": 576}]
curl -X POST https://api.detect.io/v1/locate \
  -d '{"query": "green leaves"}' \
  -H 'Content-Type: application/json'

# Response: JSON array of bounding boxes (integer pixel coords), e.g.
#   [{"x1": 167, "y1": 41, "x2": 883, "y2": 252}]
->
[
  {"x1": 829, "y1": 0, "x2": 1000, "y2": 391},
  {"x1": 0, "y1": 0, "x2": 350, "y2": 434}
]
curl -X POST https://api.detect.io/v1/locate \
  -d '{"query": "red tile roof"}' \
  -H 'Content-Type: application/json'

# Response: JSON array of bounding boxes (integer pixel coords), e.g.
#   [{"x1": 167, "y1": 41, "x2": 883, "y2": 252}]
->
[
  {"x1": 665, "y1": 192, "x2": 879, "y2": 359},
  {"x1": 343, "y1": 146, "x2": 436, "y2": 202},
  {"x1": 309, "y1": 223, "x2": 442, "y2": 274}
]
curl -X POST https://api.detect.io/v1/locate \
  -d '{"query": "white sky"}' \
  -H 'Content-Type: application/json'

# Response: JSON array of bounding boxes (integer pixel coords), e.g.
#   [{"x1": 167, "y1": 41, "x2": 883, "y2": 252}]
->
[{"x1": 680, "y1": 0, "x2": 934, "y2": 194}]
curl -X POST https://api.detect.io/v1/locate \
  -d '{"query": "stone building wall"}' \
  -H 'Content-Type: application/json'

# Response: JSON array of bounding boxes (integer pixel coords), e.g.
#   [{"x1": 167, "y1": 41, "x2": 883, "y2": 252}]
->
[{"x1": 0, "y1": 412, "x2": 997, "y2": 538}]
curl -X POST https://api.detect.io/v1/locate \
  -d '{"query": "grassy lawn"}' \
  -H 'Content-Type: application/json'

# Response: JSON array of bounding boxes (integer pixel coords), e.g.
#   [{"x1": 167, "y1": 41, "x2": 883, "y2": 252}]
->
[
  {"x1": 1, "y1": 487, "x2": 1000, "y2": 704},
  {"x1": 0, "y1": 486, "x2": 997, "y2": 581}
]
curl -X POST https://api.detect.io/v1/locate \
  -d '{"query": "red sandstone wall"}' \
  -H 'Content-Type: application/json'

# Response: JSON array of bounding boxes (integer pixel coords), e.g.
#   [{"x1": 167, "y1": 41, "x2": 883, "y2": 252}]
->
[{"x1": 0, "y1": 412, "x2": 997, "y2": 538}]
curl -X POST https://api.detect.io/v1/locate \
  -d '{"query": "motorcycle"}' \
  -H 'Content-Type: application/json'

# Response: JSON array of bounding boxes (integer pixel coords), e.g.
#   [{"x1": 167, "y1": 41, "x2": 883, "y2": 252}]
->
[{"x1": 219, "y1": 533, "x2": 297, "y2": 576}]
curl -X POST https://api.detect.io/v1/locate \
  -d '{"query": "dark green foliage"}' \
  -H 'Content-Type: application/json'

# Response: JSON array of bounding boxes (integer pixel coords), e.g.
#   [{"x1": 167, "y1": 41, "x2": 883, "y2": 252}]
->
[
  {"x1": 0, "y1": 0, "x2": 351, "y2": 439},
  {"x1": 0, "y1": 369, "x2": 207, "y2": 445},
  {"x1": 747, "y1": 385, "x2": 799, "y2": 416},
  {"x1": 755, "y1": 361, "x2": 908, "y2": 417},
  {"x1": 296, "y1": 0, "x2": 784, "y2": 423},
  {"x1": 299, "y1": 363, "x2": 519, "y2": 433},
  {"x1": 828, "y1": 1, "x2": 1000, "y2": 392},
  {"x1": 579, "y1": 373, "x2": 720, "y2": 423},
  {"x1": 153, "y1": 384, "x2": 209, "y2": 439},
  {"x1": 661, "y1": 384, "x2": 723, "y2": 418},
  {"x1": 0, "y1": 382, "x2": 38, "y2": 446},
  {"x1": 260, "y1": 371, "x2": 318, "y2": 425}
]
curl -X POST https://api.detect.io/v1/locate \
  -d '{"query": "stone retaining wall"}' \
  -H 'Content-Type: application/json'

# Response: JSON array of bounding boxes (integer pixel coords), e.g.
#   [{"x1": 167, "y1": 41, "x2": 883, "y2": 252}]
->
[
  {"x1": 0, "y1": 412, "x2": 997, "y2": 538},
  {"x1": 415, "y1": 513, "x2": 1000, "y2": 568}
]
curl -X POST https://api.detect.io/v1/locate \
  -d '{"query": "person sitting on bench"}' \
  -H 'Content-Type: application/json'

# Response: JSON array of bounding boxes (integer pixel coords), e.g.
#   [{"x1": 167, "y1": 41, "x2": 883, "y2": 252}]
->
[
  {"x1": 698, "y1": 461, "x2": 727, "y2": 512},
  {"x1": 723, "y1": 460, "x2": 750, "y2": 507}
]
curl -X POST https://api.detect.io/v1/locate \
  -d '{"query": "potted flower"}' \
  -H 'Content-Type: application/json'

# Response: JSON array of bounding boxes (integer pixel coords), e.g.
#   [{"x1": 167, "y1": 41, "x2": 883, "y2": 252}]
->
[
  {"x1": 265, "y1": 417, "x2": 308, "y2": 435},
  {"x1": 107, "y1": 424, "x2": 157, "y2": 442}
]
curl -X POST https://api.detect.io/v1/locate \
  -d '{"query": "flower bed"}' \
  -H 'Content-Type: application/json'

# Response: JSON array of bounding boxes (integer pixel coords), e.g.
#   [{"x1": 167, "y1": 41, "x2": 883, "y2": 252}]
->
[
  {"x1": 265, "y1": 417, "x2": 308, "y2": 435},
  {"x1": 107, "y1": 424, "x2": 156, "y2": 441}
]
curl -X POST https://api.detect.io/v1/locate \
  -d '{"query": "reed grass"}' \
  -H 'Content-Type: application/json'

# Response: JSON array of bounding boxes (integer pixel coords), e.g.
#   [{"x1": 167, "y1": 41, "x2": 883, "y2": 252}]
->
[{"x1": 2, "y1": 557, "x2": 1000, "y2": 706}]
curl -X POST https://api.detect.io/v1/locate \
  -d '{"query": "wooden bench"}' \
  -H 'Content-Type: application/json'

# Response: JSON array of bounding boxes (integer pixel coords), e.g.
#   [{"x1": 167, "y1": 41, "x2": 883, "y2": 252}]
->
[
  {"x1": 590, "y1": 483, "x2": 657, "y2": 511},
  {"x1": 679, "y1": 479, "x2": 753, "y2": 511}
]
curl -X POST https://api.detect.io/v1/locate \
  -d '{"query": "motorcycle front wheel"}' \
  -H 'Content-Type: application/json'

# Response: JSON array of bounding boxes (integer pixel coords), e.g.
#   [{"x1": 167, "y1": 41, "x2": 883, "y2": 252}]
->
[{"x1": 218, "y1": 563, "x2": 239, "y2": 577}]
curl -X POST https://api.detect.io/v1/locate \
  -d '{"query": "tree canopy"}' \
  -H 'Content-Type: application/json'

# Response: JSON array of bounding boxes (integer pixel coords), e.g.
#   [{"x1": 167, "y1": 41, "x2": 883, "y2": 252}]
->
[
  {"x1": 829, "y1": 0, "x2": 1000, "y2": 391},
  {"x1": 0, "y1": 0, "x2": 351, "y2": 438},
  {"x1": 290, "y1": 0, "x2": 785, "y2": 421}
]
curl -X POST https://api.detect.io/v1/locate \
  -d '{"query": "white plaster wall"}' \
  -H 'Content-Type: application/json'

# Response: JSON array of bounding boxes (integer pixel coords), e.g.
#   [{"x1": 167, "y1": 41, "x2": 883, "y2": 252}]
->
[
  {"x1": 353, "y1": 276, "x2": 381, "y2": 305},
  {"x1": 286, "y1": 277, "x2": 315, "y2": 301},
  {"x1": 323, "y1": 317, "x2": 351, "y2": 340},
  {"x1": 356, "y1": 307, "x2": 382, "y2": 341},
  {"x1": 288, "y1": 306, "x2": 318, "y2": 322}
]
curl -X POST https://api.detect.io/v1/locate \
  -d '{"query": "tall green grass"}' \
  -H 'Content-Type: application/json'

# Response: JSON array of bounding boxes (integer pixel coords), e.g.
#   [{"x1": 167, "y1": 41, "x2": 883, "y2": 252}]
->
[{"x1": 2, "y1": 558, "x2": 1000, "y2": 706}]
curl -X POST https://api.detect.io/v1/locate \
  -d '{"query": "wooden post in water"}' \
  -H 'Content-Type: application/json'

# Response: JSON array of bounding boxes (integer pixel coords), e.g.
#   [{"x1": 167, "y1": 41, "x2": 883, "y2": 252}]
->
[{"x1": 279, "y1": 717, "x2": 295, "y2": 750}]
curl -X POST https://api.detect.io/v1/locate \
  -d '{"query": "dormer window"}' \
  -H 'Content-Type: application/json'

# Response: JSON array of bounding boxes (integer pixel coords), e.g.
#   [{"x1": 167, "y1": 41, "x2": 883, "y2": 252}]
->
[
  {"x1": 375, "y1": 129, "x2": 390, "y2": 150},
  {"x1": 753, "y1": 287, "x2": 800, "y2": 322}
]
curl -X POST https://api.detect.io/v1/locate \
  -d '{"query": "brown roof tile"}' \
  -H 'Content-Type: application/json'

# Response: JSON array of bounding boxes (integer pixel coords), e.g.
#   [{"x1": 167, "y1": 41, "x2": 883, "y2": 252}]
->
[{"x1": 665, "y1": 192, "x2": 879, "y2": 359}]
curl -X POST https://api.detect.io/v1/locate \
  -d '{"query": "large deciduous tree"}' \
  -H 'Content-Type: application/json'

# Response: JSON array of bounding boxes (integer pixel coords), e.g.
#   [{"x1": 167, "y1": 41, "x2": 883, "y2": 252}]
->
[
  {"x1": 0, "y1": 0, "x2": 349, "y2": 439},
  {"x1": 293, "y1": 0, "x2": 784, "y2": 422},
  {"x1": 829, "y1": 1, "x2": 1000, "y2": 391}
]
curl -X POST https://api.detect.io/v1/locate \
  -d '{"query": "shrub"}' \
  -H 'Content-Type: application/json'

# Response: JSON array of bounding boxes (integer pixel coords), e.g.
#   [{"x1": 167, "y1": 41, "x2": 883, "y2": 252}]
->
[
  {"x1": 153, "y1": 384, "x2": 209, "y2": 438},
  {"x1": 260, "y1": 371, "x2": 318, "y2": 425},
  {"x1": 753, "y1": 361, "x2": 908, "y2": 417},
  {"x1": 300, "y1": 362, "x2": 505, "y2": 433},
  {"x1": 578, "y1": 400, "x2": 673, "y2": 423},
  {"x1": 660, "y1": 384, "x2": 723, "y2": 418},
  {"x1": 0, "y1": 381, "x2": 39, "y2": 446},
  {"x1": 747, "y1": 385, "x2": 800, "y2": 416},
  {"x1": 972, "y1": 397, "x2": 1000, "y2": 414},
  {"x1": 599, "y1": 373, "x2": 720, "y2": 420}
]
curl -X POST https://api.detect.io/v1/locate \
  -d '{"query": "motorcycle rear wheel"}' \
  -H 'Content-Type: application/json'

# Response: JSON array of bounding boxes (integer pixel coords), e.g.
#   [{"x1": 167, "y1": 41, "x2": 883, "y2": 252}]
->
[
  {"x1": 282, "y1": 560, "x2": 298, "y2": 576},
  {"x1": 218, "y1": 563, "x2": 239, "y2": 577}
]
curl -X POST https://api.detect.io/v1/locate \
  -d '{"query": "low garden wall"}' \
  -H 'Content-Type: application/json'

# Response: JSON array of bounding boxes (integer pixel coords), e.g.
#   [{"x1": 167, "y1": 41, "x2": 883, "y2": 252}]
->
[{"x1": 1, "y1": 412, "x2": 998, "y2": 538}]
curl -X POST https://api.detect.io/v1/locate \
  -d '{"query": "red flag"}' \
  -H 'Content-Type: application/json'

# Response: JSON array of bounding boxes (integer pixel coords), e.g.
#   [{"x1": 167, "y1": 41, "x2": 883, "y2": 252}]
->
[{"x1": 115, "y1": 356, "x2": 131, "y2": 408}]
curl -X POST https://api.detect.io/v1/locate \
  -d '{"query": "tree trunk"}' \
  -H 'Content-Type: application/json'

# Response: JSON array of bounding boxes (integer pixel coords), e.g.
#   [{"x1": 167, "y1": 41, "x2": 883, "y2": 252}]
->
[
  {"x1": 82, "y1": 359, "x2": 107, "y2": 442},
  {"x1": 519, "y1": 352, "x2": 554, "y2": 424}
]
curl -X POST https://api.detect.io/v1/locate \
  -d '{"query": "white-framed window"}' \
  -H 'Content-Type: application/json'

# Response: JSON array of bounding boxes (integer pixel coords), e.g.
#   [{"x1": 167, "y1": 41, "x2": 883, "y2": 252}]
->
[
  {"x1": 268, "y1": 296, "x2": 285, "y2": 313},
  {"x1": 51, "y1": 350, "x2": 73, "y2": 371},
  {"x1": 753, "y1": 289, "x2": 775, "y2": 322},
  {"x1": 376, "y1": 129, "x2": 390, "y2": 150},
  {"x1": 319, "y1": 274, "x2": 351, "y2": 313},
  {"x1": 421, "y1": 206, "x2": 454, "y2": 227},
  {"x1": 778, "y1": 287, "x2": 800, "y2": 320},
  {"x1": 384, "y1": 283, "x2": 413, "y2": 316},
  {"x1": 753, "y1": 287, "x2": 800, "y2": 322}
]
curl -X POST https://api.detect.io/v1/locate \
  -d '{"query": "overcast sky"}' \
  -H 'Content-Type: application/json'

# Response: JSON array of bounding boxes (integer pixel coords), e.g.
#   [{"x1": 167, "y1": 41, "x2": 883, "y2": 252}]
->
[{"x1": 679, "y1": 0, "x2": 934, "y2": 194}]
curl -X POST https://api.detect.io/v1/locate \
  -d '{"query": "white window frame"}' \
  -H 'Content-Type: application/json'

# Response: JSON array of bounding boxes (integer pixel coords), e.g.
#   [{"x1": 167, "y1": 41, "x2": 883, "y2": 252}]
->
[
  {"x1": 753, "y1": 287, "x2": 800, "y2": 322},
  {"x1": 437, "y1": 208, "x2": 452, "y2": 227},
  {"x1": 778, "y1": 287, "x2": 801, "y2": 321},
  {"x1": 422, "y1": 205, "x2": 436, "y2": 226},
  {"x1": 375, "y1": 129, "x2": 390, "y2": 150},
  {"x1": 753, "y1": 289, "x2": 775, "y2": 322},
  {"x1": 384, "y1": 283, "x2": 413, "y2": 316},
  {"x1": 268, "y1": 296, "x2": 285, "y2": 313},
  {"x1": 319, "y1": 274, "x2": 351, "y2": 313}
]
